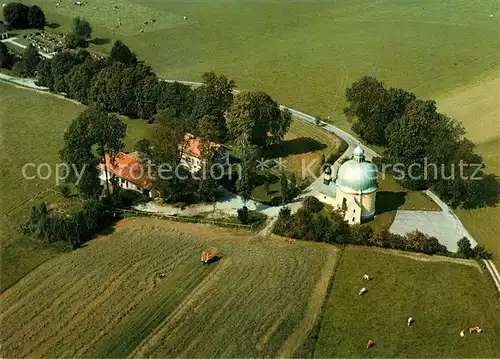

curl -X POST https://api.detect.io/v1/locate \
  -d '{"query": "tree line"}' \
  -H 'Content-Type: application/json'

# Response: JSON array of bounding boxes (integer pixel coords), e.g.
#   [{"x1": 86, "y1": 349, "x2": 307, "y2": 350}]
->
[
  {"x1": 344, "y1": 76, "x2": 500, "y2": 209},
  {"x1": 273, "y1": 196, "x2": 492, "y2": 259}
]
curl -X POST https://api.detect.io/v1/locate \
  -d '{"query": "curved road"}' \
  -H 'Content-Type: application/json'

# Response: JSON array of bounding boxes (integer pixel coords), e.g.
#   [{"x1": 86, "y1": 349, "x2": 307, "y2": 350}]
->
[{"x1": 1, "y1": 72, "x2": 498, "y2": 294}]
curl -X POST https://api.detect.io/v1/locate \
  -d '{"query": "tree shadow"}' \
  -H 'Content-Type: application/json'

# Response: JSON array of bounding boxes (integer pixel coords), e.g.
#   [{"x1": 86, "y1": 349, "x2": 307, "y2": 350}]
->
[
  {"x1": 90, "y1": 37, "x2": 111, "y2": 46},
  {"x1": 375, "y1": 191, "x2": 406, "y2": 214},
  {"x1": 265, "y1": 137, "x2": 326, "y2": 159},
  {"x1": 46, "y1": 23, "x2": 60, "y2": 29}
]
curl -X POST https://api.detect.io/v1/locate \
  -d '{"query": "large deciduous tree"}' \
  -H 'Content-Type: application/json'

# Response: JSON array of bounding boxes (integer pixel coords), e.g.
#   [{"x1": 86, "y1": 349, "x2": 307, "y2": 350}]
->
[
  {"x1": 3, "y1": 2, "x2": 29, "y2": 28},
  {"x1": 27, "y1": 5, "x2": 45, "y2": 29},
  {"x1": 227, "y1": 91, "x2": 290, "y2": 147},
  {"x1": 67, "y1": 17, "x2": 92, "y2": 48},
  {"x1": 61, "y1": 107, "x2": 126, "y2": 199},
  {"x1": 0, "y1": 42, "x2": 13, "y2": 69},
  {"x1": 13, "y1": 44, "x2": 40, "y2": 77}
]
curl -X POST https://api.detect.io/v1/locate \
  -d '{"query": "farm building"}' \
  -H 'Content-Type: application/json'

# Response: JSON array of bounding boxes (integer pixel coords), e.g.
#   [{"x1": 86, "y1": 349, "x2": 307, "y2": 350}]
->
[
  {"x1": 179, "y1": 133, "x2": 229, "y2": 173},
  {"x1": 99, "y1": 152, "x2": 160, "y2": 198},
  {"x1": 318, "y1": 145, "x2": 378, "y2": 224}
]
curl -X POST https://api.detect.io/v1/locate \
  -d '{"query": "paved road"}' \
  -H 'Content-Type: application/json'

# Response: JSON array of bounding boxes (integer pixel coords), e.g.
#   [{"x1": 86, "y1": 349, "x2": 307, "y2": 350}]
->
[{"x1": 1, "y1": 67, "x2": 498, "y2": 293}]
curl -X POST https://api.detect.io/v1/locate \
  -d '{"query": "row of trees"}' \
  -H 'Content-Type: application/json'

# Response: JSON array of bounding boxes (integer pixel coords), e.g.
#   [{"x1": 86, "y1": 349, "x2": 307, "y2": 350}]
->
[
  {"x1": 345, "y1": 76, "x2": 499, "y2": 209},
  {"x1": 273, "y1": 197, "x2": 492, "y2": 258},
  {"x1": 3, "y1": 2, "x2": 46, "y2": 29},
  {"x1": 22, "y1": 200, "x2": 113, "y2": 249}
]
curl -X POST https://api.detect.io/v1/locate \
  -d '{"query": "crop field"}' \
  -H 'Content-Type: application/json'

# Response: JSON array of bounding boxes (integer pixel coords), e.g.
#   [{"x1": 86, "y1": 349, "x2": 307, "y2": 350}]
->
[
  {"x1": 0, "y1": 82, "x2": 151, "y2": 290},
  {"x1": 0, "y1": 218, "x2": 339, "y2": 358},
  {"x1": 1, "y1": 219, "x2": 499, "y2": 358}
]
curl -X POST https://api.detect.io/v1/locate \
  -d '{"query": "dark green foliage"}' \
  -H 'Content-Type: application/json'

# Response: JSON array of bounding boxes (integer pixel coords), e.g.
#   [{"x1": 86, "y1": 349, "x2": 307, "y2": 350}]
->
[
  {"x1": 60, "y1": 107, "x2": 126, "y2": 199},
  {"x1": 236, "y1": 142, "x2": 258, "y2": 204},
  {"x1": 68, "y1": 17, "x2": 92, "y2": 47},
  {"x1": 237, "y1": 206, "x2": 249, "y2": 224},
  {"x1": 472, "y1": 244, "x2": 493, "y2": 260},
  {"x1": 157, "y1": 81, "x2": 196, "y2": 120},
  {"x1": 23, "y1": 200, "x2": 113, "y2": 249},
  {"x1": 227, "y1": 91, "x2": 291, "y2": 147},
  {"x1": 0, "y1": 42, "x2": 13, "y2": 69},
  {"x1": 3, "y1": 2, "x2": 29, "y2": 28},
  {"x1": 59, "y1": 183, "x2": 71, "y2": 198},
  {"x1": 272, "y1": 203, "x2": 451, "y2": 256},
  {"x1": 109, "y1": 40, "x2": 137, "y2": 66},
  {"x1": 196, "y1": 146, "x2": 221, "y2": 203},
  {"x1": 135, "y1": 75, "x2": 161, "y2": 120},
  {"x1": 65, "y1": 57, "x2": 105, "y2": 103},
  {"x1": 37, "y1": 50, "x2": 89, "y2": 92},
  {"x1": 457, "y1": 237, "x2": 473, "y2": 259},
  {"x1": 27, "y1": 5, "x2": 45, "y2": 29},
  {"x1": 12, "y1": 44, "x2": 40, "y2": 77},
  {"x1": 302, "y1": 196, "x2": 324, "y2": 213},
  {"x1": 345, "y1": 76, "x2": 416, "y2": 145}
]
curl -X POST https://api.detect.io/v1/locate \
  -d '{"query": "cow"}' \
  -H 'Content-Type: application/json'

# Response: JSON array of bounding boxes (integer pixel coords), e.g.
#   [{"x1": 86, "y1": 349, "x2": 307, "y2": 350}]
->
[
  {"x1": 407, "y1": 317, "x2": 413, "y2": 326},
  {"x1": 366, "y1": 340, "x2": 374, "y2": 349},
  {"x1": 359, "y1": 287, "x2": 367, "y2": 296},
  {"x1": 363, "y1": 274, "x2": 370, "y2": 280}
]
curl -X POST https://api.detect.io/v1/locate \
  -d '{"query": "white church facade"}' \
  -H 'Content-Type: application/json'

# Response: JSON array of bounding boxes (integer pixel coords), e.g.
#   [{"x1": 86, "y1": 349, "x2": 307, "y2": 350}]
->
[{"x1": 317, "y1": 145, "x2": 378, "y2": 224}]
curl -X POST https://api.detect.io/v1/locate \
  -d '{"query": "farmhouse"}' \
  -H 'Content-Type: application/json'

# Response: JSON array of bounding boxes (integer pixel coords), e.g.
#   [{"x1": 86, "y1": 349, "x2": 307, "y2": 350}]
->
[
  {"x1": 318, "y1": 145, "x2": 378, "y2": 224},
  {"x1": 0, "y1": 22, "x2": 8, "y2": 40},
  {"x1": 179, "y1": 133, "x2": 229, "y2": 173},
  {"x1": 99, "y1": 152, "x2": 160, "y2": 198}
]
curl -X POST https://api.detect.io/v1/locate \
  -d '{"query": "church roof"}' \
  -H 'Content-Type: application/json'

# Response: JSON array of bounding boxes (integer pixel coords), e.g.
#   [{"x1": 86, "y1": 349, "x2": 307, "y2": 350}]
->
[{"x1": 336, "y1": 159, "x2": 377, "y2": 194}]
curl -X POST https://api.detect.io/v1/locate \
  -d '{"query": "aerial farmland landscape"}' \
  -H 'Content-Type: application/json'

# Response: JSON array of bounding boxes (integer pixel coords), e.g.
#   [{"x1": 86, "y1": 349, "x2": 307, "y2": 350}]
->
[{"x1": 0, "y1": 0, "x2": 499, "y2": 358}]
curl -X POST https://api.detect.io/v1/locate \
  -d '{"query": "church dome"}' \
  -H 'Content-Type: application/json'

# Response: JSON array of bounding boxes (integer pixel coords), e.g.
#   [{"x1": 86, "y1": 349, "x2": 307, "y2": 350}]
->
[{"x1": 336, "y1": 160, "x2": 378, "y2": 194}]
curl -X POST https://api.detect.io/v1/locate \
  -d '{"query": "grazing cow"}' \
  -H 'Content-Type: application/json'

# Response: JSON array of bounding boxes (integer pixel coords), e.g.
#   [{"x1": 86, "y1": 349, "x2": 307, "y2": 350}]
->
[
  {"x1": 184, "y1": 16, "x2": 187, "y2": 20},
  {"x1": 469, "y1": 326, "x2": 482, "y2": 334},
  {"x1": 359, "y1": 287, "x2": 367, "y2": 296},
  {"x1": 460, "y1": 330, "x2": 465, "y2": 337},
  {"x1": 363, "y1": 274, "x2": 370, "y2": 280},
  {"x1": 201, "y1": 247, "x2": 221, "y2": 264},
  {"x1": 366, "y1": 340, "x2": 374, "y2": 349},
  {"x1": 407, "y1": 317, "x2": 413, "y2": 326}
]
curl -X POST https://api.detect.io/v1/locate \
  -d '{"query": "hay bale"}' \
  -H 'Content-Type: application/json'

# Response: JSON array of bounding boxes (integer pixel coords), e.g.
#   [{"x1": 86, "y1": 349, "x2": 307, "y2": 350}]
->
[{"x1": 201, "y1": 247, "x2": 221, "y2": 264}]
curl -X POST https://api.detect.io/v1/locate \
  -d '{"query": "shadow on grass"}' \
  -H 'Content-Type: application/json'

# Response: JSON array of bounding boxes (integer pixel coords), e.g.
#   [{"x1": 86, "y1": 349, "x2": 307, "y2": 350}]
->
[
  {"x1": 375, "y1": 191, "x2": 406, "y2": 214},
  {"x1": 90, "y1": 37, "x2": 111, "y2": 45},
  {"x1": 46, "y1": 23, "x2": 60, "y2": 29},
  {"x1": 265, "y1": 137, "x2": 326, "y2": 159}
]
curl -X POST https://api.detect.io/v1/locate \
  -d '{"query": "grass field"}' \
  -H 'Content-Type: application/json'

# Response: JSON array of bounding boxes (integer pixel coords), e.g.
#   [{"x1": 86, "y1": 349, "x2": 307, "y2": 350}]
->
[
  {"x1": 0, "y1": 82, "x2": 151, "y2": 290},
  {"x1": 16, "y1": 0, "x2": 499, "y2": 124},
  {"x1": 313, "y1": 246, "x2": 500, "y2": 358},
  {"x1": 1, "y1": 219, "x2": 499, "y2": 358}
]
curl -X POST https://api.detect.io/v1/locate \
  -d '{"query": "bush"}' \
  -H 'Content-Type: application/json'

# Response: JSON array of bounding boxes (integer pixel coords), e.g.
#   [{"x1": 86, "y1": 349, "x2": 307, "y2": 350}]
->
[
  {"x1": 457, "y1": 237, "x2": 473, "y2": 258},
  {"x1": 59, "y1": 183, "x2": 71, "y2": 198},
  {"x1": 472, "y1": 244, "x2": 493, "y2": 260},
  {"x1": 237, "y1": 206, "x2": 249, "y2": 224},
  {"x1": 302, "y1": 196, "x2": 323, "y2": 214},
  {"x1": 3, "y1": 3, "x2": 45, "y2": 29}
]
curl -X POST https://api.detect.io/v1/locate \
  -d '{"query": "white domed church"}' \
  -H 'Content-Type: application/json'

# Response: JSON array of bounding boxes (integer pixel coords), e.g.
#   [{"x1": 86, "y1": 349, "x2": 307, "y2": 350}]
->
[{"x1": 317, "y1": 145, "x2": 378, "y2": 224}]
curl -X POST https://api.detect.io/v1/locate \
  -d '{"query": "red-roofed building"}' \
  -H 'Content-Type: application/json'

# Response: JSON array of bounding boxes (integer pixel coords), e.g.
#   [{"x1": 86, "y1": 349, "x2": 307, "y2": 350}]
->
[
  {"x1": 179, "y1": 133, "x2": 229, "y2": 173},
  {"x1": 99, "y1": 152, "x2": 160, "y2": 198}
]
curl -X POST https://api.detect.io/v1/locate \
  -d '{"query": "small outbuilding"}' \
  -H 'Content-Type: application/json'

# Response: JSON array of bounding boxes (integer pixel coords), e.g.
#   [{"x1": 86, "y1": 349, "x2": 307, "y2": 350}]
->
[{"x1": 0, "y1": 22, "x2": 8, "y2": 40}]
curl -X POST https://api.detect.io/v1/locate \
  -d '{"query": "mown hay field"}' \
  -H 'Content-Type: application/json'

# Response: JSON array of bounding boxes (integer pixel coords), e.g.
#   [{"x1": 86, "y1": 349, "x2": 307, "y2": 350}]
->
[
  {"x1": 2, "y1": 219, "x2": 499, "y2": 358},
  {"x1": 0, "y1": 218, "x2": 339, "y2": 358}
]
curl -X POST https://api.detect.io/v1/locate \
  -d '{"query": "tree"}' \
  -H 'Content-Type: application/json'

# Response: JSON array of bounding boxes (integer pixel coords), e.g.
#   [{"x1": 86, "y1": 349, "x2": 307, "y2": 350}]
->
[
  {"x1": 69, "y1": 17, "x2": 92, "y2": 47},
  {"x1": 37, "y1": 50, "x2": 88, "y2": 92},
  {"x1": 227, "y1": 91, "x2": 290, "y2": 147},
  {"x1": 197, "y1": 114, "x2": 227, "y2": 143},
  {"x1": 135, "y1": 75, "x2": 160, "y2": 120},
  {"x1": 196, "y1": 144, "x2": 220, "y2": 203},
  {"x1": 236, "y1": 140, "x2": 258, "y2": 204},
  {"x1": 157, "y1": 81, "x2": 196, "y2": 120},
  {"x1": 303, "y1": 196, "x2": 324, "y2": 213},
  {"x1": 457, "y1": 237, "x2": 473, "y2": 259},
  {"x1": 3, "y1": 2, "x2": 29, "y2": 29},
  {"x1": 13, "y1": 44, "x2": 40, "y2": 77},
  {"x1": 65, "y1": 57, "x2": 105, "y2": 103},
  {"x1": 60, "y1": 107, "x2": 126, "y2": 199},
  {"x1": 27, "y1": 5, "x2": 45, "y2": 29},
  {"x1": 385, "y1": 99, "x2": 464, "y2": 190},
  {"x1": 280, "y1": 172, "x2": 290, "y2": 205},
  {"x1": 150, "y1": 110, "x2": 188, "y2": 202},
  {"x1": 109, "y1": 40, "x2": 137, "y2": 66},
  {"x1": 237, "y1": 206, "x2": 249, "y2": 224},
  {"x1": 0, "y1": 42, "x2": 13, "y2": 69}
]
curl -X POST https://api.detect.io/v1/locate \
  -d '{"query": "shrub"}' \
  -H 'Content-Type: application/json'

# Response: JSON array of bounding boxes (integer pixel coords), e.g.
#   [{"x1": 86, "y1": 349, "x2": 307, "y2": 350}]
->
[
  {"x1": 472, "y1": 244, "x2": 493, "y2": 260},
  {"x1": 457, "y1": 237, "x2": 473, "y2": 258},
  {"x1": 302, "y1": 196, "x2": 323, "y2": 214},
  {"x1": 237, "y1": 206, "x2": 249, "y2": 224},
  {"x1": 59, "y1": 183, "x2": 71, "y2": 198}
]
